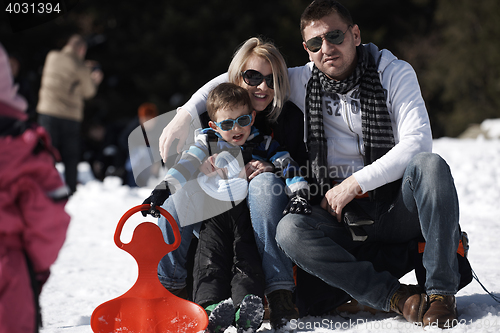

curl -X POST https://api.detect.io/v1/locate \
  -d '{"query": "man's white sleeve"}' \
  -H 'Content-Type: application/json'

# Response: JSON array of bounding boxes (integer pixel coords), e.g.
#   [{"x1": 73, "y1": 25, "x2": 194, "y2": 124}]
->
[{"x1": 353, "y1": 61, "x2": 433, "y2": 193}]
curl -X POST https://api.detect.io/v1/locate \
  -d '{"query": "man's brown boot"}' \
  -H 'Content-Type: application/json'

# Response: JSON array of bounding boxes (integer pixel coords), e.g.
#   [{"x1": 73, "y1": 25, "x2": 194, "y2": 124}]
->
[
  {"x1": 390, "y1": 284, "x2": 427, "y2": 324},
  {"x1": 423, "y1": 295, "x2": 457, "y2": 328}
]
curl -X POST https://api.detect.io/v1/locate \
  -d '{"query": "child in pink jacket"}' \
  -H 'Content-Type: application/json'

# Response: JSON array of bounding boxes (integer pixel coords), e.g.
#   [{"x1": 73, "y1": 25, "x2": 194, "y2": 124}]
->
[{"x1": 0, "y1": 43, "x2": 70, "y2": 333}]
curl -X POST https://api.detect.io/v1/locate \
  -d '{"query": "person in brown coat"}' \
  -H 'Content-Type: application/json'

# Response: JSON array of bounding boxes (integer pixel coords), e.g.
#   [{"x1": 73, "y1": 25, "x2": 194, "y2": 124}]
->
[{"x1": 37, "y1": 34, "x2": 103, "y2": 194}]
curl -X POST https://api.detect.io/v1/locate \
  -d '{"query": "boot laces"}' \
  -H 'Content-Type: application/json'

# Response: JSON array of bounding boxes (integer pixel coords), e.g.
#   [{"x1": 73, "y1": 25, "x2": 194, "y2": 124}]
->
[
  {"x1": 429, "y1": 294, "x2": 445, "y2": 303},
  {"x1": 390, "y1": 290, "x2": 403, "y2": 314}
]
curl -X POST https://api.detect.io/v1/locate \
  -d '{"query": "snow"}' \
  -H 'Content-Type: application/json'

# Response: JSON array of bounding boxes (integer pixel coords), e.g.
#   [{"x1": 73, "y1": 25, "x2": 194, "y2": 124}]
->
[{"x1": 39, "y1": 120, "x2": 500, "y2": 333}]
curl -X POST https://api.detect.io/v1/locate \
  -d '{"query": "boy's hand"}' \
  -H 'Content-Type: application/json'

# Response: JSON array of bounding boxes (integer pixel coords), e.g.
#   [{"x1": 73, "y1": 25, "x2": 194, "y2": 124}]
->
[
  {"x1": 199, "y1": 155, "x2": 223, "y2": 176},
  {"x1": 200, "y1": 154, "x2": 234, "y2": 179},
  {"x1": 142, "y1": 181, "x2": 171, "y2": 217},
  {"x1": 283, "y1": 189, "x2": 312, "y2": 215},
  {"x1": 245, "y1": 159, "x2": 274, "y2": 180}
]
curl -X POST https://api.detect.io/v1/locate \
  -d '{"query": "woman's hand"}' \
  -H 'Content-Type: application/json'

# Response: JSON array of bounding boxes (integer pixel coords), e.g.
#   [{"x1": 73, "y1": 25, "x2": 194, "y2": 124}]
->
[
  {"x1": 320, "y1": 176, "x2": 363, "y2": 222},
  {"x1": 245, "y1": 160, "x2": 274, "y2": 180},
  {"x1": 159, "y1": 108, "x2": 192, "y2": 163}
]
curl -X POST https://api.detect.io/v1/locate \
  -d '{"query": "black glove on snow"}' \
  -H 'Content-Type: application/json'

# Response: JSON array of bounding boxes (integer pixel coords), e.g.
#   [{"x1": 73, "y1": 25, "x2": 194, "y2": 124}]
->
[
  {"x1": 142, "y1": 180, "x2": 171, "y2": 217},
  {"x1": 283, "y1": 189, "x2": 312, "y2": 215}
]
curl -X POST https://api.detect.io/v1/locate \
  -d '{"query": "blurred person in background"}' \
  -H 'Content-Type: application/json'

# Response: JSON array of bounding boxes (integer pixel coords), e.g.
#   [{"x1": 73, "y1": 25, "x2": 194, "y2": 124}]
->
[
  {"x1": 8, "y1": 54, "x2": 37, "y2": 121},
  {"x1": 119, "y1": 102, "x2": 161, "y2": 187},
  {"x1": 81, "y1": 117, "x2": 128, "y2": 183},
  {"x1": 0, "y1": 42, "x2": 70, "y2": 333},
  {"x1": 37, "y1": 34, "x2": 103, "y2": 195}
]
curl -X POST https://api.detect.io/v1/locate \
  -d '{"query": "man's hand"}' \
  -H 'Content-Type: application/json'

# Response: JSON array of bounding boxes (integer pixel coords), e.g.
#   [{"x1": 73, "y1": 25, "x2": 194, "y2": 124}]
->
[
  {"x1": 245, "y1": 159, "x2": 274, "y2": 180},
  {"x1": 159, "y1": 108, "x2": 192, "y2": 163},
  {"x1": 320, "y1": 176, "x2": 363, "y2": 222},
  {"x1": 283, "y1": 189, "x2": 312, "y2": 215},
  {"x1": 142, "y1": 181, "x2": 171, "y2": 217}
]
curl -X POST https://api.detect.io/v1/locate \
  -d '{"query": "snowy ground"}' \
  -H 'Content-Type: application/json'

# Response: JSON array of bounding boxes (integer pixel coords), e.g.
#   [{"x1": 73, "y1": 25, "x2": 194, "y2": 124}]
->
[{"x1": 39, "y1": 124, "x2": 500, "y2": 332}]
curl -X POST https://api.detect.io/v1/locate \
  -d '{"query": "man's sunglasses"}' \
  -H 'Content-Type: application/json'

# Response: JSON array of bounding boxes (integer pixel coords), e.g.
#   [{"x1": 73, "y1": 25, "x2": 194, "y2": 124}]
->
[
  {"x1": 241, "y1": 69, "x2": 274, "y2": 89},
  {"x1": 214, "y1": 114, "x2": 253, "y2": 131},
  {"x1": 305, "y1": 25, "x2": 352, "y2": 53}
]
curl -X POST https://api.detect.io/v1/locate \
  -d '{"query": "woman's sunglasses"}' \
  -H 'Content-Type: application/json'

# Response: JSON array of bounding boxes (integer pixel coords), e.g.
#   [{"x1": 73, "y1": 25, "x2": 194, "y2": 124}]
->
[
  {"x1": 305, "y1": 25, "x2": 352, "y2": 53},
  {"x1": 214, "y1": 114, "x2": 253, "y2": 131},
  {"x1": 241, "y1": 69, "x2": 274, "y2": 89}
]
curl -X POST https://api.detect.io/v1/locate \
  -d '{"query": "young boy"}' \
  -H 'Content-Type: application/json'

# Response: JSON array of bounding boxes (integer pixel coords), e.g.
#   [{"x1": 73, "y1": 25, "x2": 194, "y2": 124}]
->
[{"x1": 143, "y1": 83, "x2": 311, "y2": 333}]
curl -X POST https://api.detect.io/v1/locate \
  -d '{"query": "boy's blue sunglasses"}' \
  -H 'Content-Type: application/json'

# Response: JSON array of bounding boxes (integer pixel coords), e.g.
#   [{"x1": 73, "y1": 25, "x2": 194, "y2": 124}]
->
[{"x1": 214, "y1": 114, "x2": 253, "y2": 131}]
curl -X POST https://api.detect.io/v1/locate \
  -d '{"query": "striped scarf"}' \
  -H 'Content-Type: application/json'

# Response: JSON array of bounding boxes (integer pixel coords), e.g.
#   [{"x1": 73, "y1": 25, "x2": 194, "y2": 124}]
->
[{"x1": 306, "y1": 44, "x2": 397, "y2": 200}]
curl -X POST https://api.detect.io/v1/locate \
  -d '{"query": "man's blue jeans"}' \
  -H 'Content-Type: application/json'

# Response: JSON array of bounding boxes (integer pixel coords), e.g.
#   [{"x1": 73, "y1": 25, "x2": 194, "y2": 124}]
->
[
  {"x1": 157, "y1": 172, "x2": 296, "y2": 294},
  {"x1": 276, "y1": 153, "x2": 461, "y2": 312}
]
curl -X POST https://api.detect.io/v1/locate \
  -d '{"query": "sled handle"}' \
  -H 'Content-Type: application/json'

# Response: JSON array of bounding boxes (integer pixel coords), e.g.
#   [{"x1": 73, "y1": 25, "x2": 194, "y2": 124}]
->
[{"x1": 114, "y1": 204, "x2": 181, "y2": 251}]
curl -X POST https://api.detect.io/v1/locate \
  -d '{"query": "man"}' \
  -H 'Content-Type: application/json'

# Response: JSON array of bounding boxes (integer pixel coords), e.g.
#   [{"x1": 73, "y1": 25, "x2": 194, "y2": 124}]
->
[
  {"x1": 37, "y1": 34, "x2": 103, "y2": 194},
  {"x1": 276, "y1": 0, "x2": 462, "y2": 328}
]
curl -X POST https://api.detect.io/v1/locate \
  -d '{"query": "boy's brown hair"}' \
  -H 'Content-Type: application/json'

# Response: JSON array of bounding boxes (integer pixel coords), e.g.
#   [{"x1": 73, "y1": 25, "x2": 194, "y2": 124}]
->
[{"x1": 207, "y1": 83, "x2": 252, "y2": 121}]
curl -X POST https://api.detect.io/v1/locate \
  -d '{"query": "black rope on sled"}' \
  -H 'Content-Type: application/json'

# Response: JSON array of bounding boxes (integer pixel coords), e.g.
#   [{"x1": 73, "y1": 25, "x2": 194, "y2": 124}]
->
[{"x1": 472, "y1": 268, "x2": 500, "y2": 303}]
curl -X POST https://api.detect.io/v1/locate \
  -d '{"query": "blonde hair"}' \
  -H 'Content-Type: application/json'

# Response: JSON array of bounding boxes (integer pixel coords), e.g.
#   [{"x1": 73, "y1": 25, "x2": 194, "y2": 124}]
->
[{"x1": 227, "y1": 37, "x2": 289, "y2": 123}]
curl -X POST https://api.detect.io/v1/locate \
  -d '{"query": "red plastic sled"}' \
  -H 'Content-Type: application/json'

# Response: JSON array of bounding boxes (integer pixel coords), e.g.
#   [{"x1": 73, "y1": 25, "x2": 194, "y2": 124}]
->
[{"x1": 91, "y1": 204, "x2": 208, "y2": 333}]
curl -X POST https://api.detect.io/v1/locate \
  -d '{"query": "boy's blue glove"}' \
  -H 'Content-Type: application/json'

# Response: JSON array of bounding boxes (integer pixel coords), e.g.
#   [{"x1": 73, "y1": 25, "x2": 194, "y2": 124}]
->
[
  {"x1": 283, "y1": 189, "x2": 312, "y2": 215},
  {"x1": 142, "y1": 180, "x2": 171, "y2": 217}
]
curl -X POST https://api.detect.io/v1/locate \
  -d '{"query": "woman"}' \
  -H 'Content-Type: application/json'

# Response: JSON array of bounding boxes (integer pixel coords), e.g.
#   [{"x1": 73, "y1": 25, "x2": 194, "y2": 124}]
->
[{"x1": 156, "y1": 37, "x2": 302, "y2": 329}]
